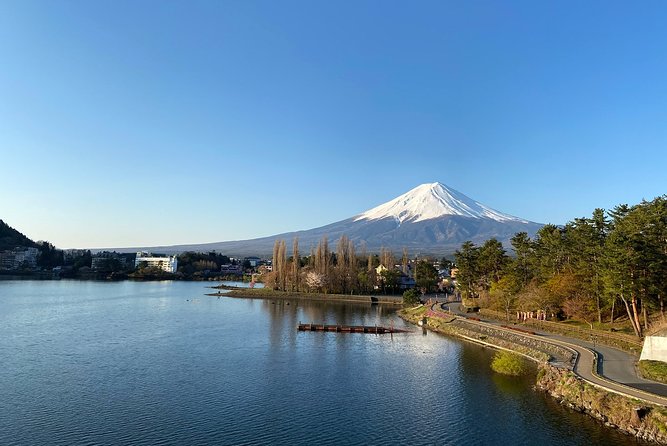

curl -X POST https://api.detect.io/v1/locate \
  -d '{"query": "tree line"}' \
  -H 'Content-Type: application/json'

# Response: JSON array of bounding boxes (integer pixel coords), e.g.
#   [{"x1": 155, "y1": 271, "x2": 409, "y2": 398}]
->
[
  {"x1": 267, "y1": 236, "x2": 442, "y2": 295},
  {"x1": 454, "y1": 196, "x2": 667, "y2": 337}
]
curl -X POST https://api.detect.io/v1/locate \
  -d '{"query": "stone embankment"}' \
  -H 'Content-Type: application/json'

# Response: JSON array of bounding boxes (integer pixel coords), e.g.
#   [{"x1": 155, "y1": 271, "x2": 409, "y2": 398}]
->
[
  {"x1": 400, "y1": 306, "x2": 574, "y2": 366},
  {"x1": 399, "y1": 305, "x2": 667, "y2": 444},
  {"x1": 537, "y1": 365, "x2": 667, "y2": 444},
  {"x1": 479, "y1": 308, "x2": 643, "y2": 353}
]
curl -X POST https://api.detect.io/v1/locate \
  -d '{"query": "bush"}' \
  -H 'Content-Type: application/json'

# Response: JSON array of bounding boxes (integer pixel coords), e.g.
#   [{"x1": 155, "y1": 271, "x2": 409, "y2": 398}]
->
[
  {"x1": 402, "y1": 289, "x2": 421, "y2": 306},
  {"x1": 491, "y1": 351, "x2": 528, "y2": 376}
]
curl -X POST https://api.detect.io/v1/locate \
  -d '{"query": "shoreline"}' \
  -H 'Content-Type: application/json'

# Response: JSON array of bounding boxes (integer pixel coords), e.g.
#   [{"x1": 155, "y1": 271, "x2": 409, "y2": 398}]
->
[
  {"x1": 0, "y1": 274, "x2": 258, "y2": 283},
  {"x1": 398, "y1": 306, "x2": 667, "y2": 445},
  {"x1": 219, "y1": 288, "x2": 403, "y2": 305}
]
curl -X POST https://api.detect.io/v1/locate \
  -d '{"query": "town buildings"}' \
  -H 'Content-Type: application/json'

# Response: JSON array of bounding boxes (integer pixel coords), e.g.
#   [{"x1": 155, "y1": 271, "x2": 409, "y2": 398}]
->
[
  {"x1": 91, "y1": 251, "x2": 131, "y2": 271},
  {"x1": 245, "y1": 256, "x2": 261, "y2": 267},
  {"x1": 0, "y1": 247, "x2": 40, "y2": 270},
  {"x1": 134, "y1": 251, "x2": 178, "y2": 273},
  {"x1": 63, "y1": 249, "x2": 88, "y2": 263},
  {"x1": 220, "y1": 264, "x2": 243, "y2": 275}
]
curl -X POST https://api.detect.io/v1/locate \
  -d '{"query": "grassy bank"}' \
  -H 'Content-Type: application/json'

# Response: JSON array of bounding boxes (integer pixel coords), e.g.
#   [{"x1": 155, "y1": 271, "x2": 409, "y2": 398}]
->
[{"x1": 639, "y1": 361, "x2": 667, "y2": 385}]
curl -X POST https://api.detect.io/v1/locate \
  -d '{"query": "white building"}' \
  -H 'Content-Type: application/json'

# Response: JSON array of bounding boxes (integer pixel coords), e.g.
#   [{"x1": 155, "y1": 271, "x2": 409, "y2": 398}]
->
[
  {"x1": 640, "y1": 330, "x2": 667, "y2": 363},
  {"x1": 245, "y1": 256, "x2": 261, "y2": 267},
  {"x1": 0, "y1": 247, "x2": 40, "y2": 270},
  {"x1": 134, "y1": 251, "x2": 178, "y2": 273}
]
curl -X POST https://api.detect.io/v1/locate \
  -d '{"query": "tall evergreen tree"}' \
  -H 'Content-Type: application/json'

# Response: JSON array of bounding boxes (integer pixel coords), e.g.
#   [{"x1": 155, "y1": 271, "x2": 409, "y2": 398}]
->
[
  {"x1": 533, "y1": 224, "x2": 567, "y2": 281},
  {"x1": 510, "y1": 232, "x2": 534, "y2": 288},
  {"x1": 478, "y1": 238, "x2": 508, "y2": 290},
  {"x1": 454, "y1": 241, "x2": 480, "y2": 299},
  {"x1": 415, "y1": 260, "x2": 438, "y2": 293}
]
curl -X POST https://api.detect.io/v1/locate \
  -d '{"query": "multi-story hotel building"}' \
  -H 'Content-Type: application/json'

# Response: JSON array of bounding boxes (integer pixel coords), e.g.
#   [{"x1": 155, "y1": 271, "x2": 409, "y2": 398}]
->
[{"x1": 134, "y1": 252, "x2": 178, "y2": 273}]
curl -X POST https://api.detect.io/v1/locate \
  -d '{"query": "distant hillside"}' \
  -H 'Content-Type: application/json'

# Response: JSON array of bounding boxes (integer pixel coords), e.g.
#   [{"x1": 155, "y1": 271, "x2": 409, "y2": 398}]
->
[
  {"x1": 0, "y1": 220, "x2": 37, "y2": 251},
  {"x1": 107, "y1": 182, "x2": 544, "y2": 257}
]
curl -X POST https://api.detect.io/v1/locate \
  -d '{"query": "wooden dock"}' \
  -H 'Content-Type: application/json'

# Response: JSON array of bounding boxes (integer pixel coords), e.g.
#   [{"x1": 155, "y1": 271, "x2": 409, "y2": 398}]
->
[{"x1": 297, "y1": 323, "x2": 408, "y2": 334}]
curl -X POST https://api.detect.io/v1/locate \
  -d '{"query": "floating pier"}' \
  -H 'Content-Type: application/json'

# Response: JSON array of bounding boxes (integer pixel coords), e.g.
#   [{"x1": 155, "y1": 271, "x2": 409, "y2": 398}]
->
[{"x1": 297, "y1": 323, "x2": 408, "y2": 334}]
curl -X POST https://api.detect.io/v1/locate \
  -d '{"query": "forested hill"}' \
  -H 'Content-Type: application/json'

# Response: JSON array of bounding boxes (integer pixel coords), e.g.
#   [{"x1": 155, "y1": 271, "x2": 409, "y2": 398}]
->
[{"x1": 0, "y1": 220, "x2": 37, "y2": 251}]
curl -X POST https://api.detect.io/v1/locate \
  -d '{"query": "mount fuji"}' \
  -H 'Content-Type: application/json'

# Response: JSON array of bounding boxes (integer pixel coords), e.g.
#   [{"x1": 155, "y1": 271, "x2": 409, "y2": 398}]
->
[
  {"x1": 119, "y1": 182, "x2": 544, "y2": 256},
  {"x1": 354, "y1": 182, "x2": 530, "y2": 225}
]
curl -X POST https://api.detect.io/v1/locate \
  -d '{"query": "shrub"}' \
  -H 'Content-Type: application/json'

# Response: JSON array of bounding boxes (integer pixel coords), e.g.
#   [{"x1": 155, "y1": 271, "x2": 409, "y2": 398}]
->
[
  {"x1": 402, "y1": 289, "x2": 421, "y2": 306},
  {"x1": 491, "y1": 351, "x2": 528, "y2": 376}
]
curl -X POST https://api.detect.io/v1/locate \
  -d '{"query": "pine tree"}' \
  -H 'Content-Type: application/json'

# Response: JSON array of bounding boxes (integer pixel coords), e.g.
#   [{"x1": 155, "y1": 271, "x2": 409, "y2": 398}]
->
[
  {"x1": 510, "y1": 232, "x2": 534, "y2": 288},
  {"x1": 478, "y1": 238, "x2": 508, "y2": 290},
  {"x1": 454, "y1": 241, "x2": 480, "y2": 299}
]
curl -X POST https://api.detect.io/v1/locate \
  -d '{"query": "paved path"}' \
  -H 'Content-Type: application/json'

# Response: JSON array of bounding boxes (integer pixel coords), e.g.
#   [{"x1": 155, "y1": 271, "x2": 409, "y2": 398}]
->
[
  {"x1": 435, "y1": 300, "x2": 667, "y2": 406},
  {"x1": 547, "y1": 333, "x2": 667, "y2": 397}
]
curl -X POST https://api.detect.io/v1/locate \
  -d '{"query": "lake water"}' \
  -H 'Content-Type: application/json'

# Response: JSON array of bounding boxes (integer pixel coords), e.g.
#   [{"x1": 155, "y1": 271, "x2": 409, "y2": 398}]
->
[
  {"x1": 221, "y1": 280, "x2": 265, "y2": 288},
  {"x1": 0, "y1": 280, "x2": 637, "y2": 445}
]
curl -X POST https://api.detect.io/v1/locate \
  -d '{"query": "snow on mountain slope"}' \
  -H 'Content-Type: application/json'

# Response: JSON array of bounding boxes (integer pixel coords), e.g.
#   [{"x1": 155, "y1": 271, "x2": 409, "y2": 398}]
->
[{"x1": 354, "y1": 182, "x2": 528, "y2": 224}]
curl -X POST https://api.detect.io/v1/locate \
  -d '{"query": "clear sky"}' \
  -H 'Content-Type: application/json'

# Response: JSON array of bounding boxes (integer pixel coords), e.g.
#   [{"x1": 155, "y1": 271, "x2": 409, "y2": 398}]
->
[{"x1": 1, "y1": 0, "x2": 666, "y2": 249}]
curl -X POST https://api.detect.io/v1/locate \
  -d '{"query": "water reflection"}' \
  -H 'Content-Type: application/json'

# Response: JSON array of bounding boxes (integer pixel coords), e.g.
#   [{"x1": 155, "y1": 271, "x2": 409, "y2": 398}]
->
[
  {"x1": 259, "y1": 297, "x2": 406, "y2": 349},
  {"x1": 0, "y1": 281, "x2": 640, "y2": 446},
  {"x1": 492, "y1": 372, "x2": 534, "y2": 396}
]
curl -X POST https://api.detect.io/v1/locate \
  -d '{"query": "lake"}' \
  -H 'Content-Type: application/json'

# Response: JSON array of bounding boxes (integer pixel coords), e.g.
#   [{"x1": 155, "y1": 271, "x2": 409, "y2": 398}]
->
[{"x1": 0, "y1": 280, "x2": 637, "y2": 445}]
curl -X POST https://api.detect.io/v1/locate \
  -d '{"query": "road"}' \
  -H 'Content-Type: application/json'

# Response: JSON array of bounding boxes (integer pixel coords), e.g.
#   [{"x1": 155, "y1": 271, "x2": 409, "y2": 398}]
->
[{"x1": 437, "y1": 300, "x2": 667, "y2": 406}]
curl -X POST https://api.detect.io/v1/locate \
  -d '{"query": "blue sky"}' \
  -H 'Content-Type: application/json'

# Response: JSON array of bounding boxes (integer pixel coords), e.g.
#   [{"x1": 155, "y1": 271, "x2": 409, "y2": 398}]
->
[{"x1": 1, "y1": 0, "x2": 666, "y2": 249}]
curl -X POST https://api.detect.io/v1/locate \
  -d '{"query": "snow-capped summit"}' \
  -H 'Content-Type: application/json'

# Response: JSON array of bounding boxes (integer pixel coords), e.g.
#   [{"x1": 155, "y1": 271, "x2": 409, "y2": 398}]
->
[{"x1": 354, "y1": 182, "x2": 528, "y2": 224}]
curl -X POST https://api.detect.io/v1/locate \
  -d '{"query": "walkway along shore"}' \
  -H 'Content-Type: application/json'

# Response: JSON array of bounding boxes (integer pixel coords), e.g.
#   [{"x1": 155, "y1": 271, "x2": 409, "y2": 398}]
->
[{"x1": 399, "y1": 302, "x2": 667, "y2": 444}]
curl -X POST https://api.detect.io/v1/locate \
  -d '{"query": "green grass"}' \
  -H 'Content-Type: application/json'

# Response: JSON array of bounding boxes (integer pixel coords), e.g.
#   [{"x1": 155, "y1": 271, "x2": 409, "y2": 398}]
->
[
  {"x1": 638, "y1": 360, "x2": 667, "y2": 384},
  {"x1": 397, "y1": 305, "x2": 427, "y2": 319},
  {"x1": 491, "y1": 351, "x2": 529, "y2": 376}
]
